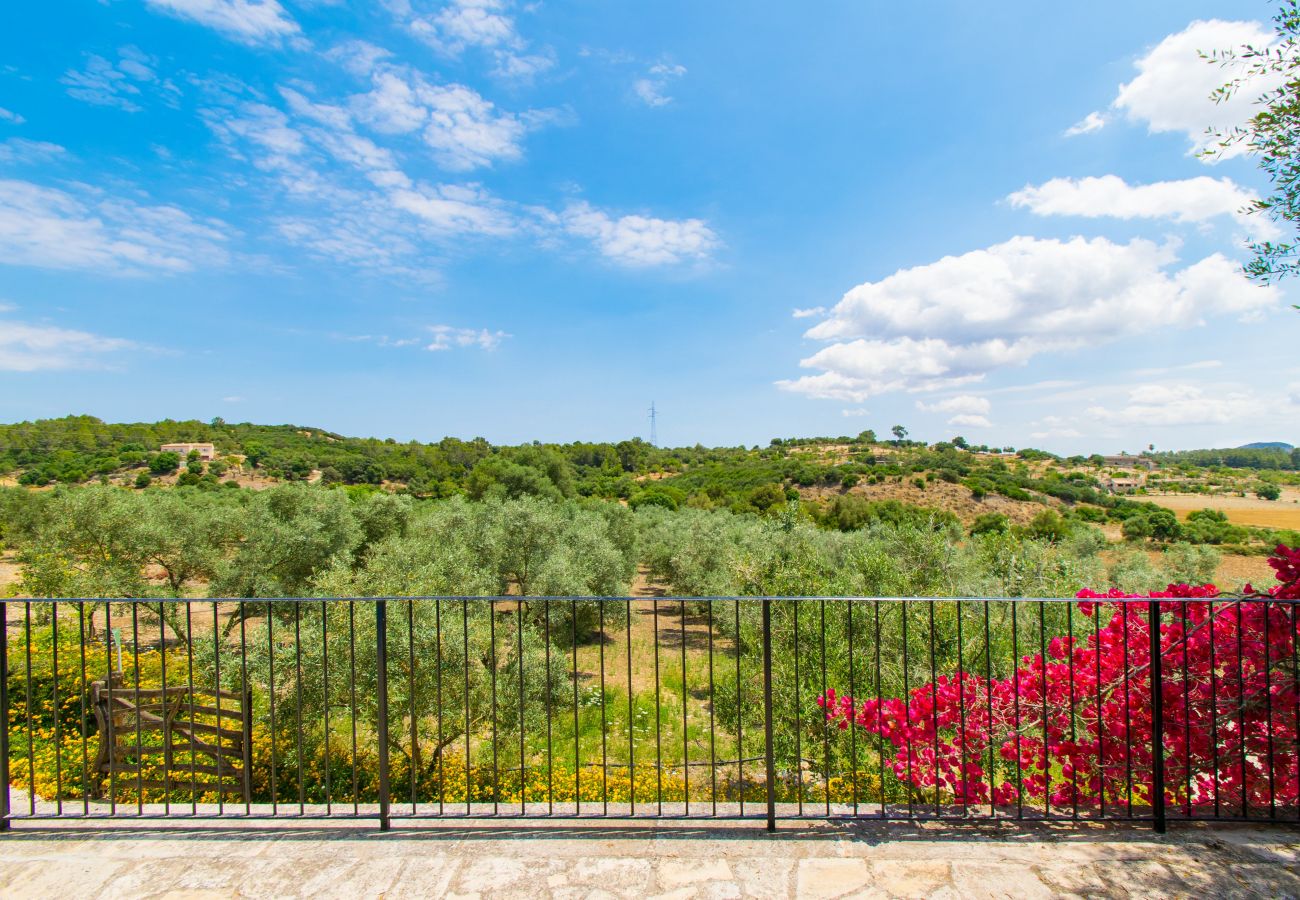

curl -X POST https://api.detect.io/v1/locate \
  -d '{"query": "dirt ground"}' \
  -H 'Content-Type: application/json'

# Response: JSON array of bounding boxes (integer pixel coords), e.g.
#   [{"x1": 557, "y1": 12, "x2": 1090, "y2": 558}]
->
[{"x1": 1145, "y1": 490, "x2": 1300, "y2": 530}]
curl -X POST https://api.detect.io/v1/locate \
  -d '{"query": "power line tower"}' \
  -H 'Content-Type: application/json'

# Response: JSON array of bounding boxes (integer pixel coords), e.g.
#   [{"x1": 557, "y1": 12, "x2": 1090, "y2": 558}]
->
[{"x1": 648, "y1": 401, "x2": 657, "y2": 447}]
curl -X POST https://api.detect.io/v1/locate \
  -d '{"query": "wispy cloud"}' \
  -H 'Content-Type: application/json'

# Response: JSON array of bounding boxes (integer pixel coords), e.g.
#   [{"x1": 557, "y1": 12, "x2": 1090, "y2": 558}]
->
[
  {"x1": 633, "y1": 62, "x2": 686, "y2": 107},
  {"x1": 0, "y1": 310, "x2": 137, "y2": 372},
  {"x1": 1063, "y1": 111, "x2": 1105, "y2": 137},
  {"x1": 62, "y1": 46, "x2": 179, "y2": 112},
  {"x1": 144, "y1": 0, "x2": 303, "y2": 48},
  {"x1": 0, "y1": 107, "x2": 23, "y2": 125},
  {"x1": 0, "y1": 178, "x2": 230, "y2": 274},
  {"x1": 426, "y1": 324, "x2": 509, "y2": 351}
]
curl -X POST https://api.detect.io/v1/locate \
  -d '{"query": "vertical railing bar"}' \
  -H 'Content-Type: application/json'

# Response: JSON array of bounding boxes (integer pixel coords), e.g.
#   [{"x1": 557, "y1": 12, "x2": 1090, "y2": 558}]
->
[
  {"x1": 1010, "y1": 602, "x2": 1020, "y2": 821},
  {"x1": 322, "y1": 600, "x2": 332, "y2": 815},
  {"x1": 903, "y1": 600, "x2": 913, "y2": 819},
  {"x1": 625, "y1": 598, "x2": 633, "y2": 817},
  {"x1": 490, "y1": 600, "x2": 499, "y2": 814},
  {"x1": 735, "y1": 599, "x2": 742, "y2": 818},
  {"x1": 461, "y1": 598, "x2": 470, "y2": 818},
  {"x1": 1038, "y1": 602, "x2": 1048, "y2": 820},
  {"x1": 375, "y1": 600, "x2": 391, "y2": 831},
  {"x1": 105, "y1": 603, "x2": 116, "y2": 816},
  {"x1": 0, "y1": 600, "x2": 9, "y2": 830},
  {"x1": 1209, "y1": 599, "x2": 1219, "y2": 819},
  {"x1": 929, "y1": 600, "x2": 940, "y2": 818},
  {"x1": 1237, "y1": 603, "x2": 1247, "y2": 818},
  {"x1": 1093, "y1": 601, "x2": 1104, "y2": 820},
  {"x1": 571, "y1": 597, "x2": 580, "y2": 816},
  {"x1": 653, "y1": 598, "x2": 661, "y2": 815},
  {"x1": 239, "y1": 602, "x2": 251, "y2": 814},
  {"x1": 793, "y1": 599, "x2": 803, "y2": 816},
  {"x1": 874, "y1": 602, "x2": 883, "y2": 819},
  {"x1": 52, "y1": 601, "x2": 63, "y2": 816},
  {"x1": 1067, "y1": 600, "x2": 1078, "y2": 820},
  {"x1": 846, "y1": 599, "x2": 855, "y2": 817},
  {"x1": 956, "y1": 600, "x2": 967, "y2": 820},
  {"x1": 1122, "y1": 604, "x2": 1133, "y2": 818},
  {"x1": 1291, "y1": 604, "x2": 1299, "y2": 823},
  {"x1": 517, "y1": 598, "x2": 525, "y2": 817},
  {"x1": 435, "y1": 599, "x2": 444, "y2": 818},
  {"x1": 708, "y1": 599, "x2": 717, "y2": 817},
  {"x1": 680, "y1": 597, "x2": 689, "y2": 817},
  {"x1": 348, "y1": 601, "x2": 359, "y2": 817},
  {"x1": 1149, "y1": 599, "x2": 1166, "y2": 834},
  {"x1": 186, "y1": 603, "x2": 197, "y2": 814},
  {"x1": 545, "y1": 598, "x2": 554, "y2": 815},
  {"x1": 600, "y1": 600, "x2": 607, "y2": 815},
  {"x1": 408, "y1": 600, "x2": 418, "y2": 815},
  {"x1": 293, "y1": 603, "x2": 304, "y2": 814},
  {"x1": 131, "y1": 603, "x2": 142, "y2": 816},
  {"x1": 819, "y1": 598, "x2": 829, "y2": 818},
  {"x1": 1180, "y1": 600, "x2": 1191, "y2": 818},
  {"x1": 761, "y1": 597, "x2": 776, "y2": 832},
  {"x1": 77, "y1": 604, "x2": 90, "y2": 818},
  {"x1": 1266, "y1": 599, "x2": 1276, "y2": 819},
  {"x1": 984, "y1": 600, "x2": 994, "y2": 819},
  {"x1": 212, "y1": 601, "x2": 224, "y2": 818}
]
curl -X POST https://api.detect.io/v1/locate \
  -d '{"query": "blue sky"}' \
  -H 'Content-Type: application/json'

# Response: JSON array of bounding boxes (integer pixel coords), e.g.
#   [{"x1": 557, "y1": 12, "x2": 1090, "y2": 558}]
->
[{"x1": 0, "y1": 0, "x2": 1296, "y2": 454}]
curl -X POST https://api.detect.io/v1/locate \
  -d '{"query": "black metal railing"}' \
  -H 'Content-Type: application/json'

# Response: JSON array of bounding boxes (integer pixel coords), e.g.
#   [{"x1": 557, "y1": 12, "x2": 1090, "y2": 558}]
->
[{"x1": 3, "y1": 595, "x2": 1298, "y2": 832}]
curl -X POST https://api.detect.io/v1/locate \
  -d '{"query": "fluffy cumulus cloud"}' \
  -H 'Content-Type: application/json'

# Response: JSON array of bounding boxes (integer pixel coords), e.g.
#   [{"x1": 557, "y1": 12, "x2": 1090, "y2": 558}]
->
[
  {"x1": 393, "y1": 0, "x2": 554, "y2": 81},
  {"x1": 778, "y1": 236, "x2": 1278, "y2": 403},
  {"x1": 634, "y1": 63, "x2": 687, "y2": 107},
  {"x1": 1007, "y1": 175, "x2": 1273, "y2": 236},
  {"x1": 0, "y1": 179, "x2": 230, "y2": 274},
  {"x1": 1111, "y1": 19, "x2": 1284, "y2": 158},
  {"x1": 1087, "y1": 383, "x2": 1269, "y2": 427},
  {"x1": 917, "y1": 394, "x2": 992, "y2": 428},
  {"x1": 349, "y1": 67, "x2": 548, "y2": 171},
  {"x1": 0, "y1": 312, "x2": 136, "y2": 372},
  {"x1": 562, "y1": 202, "x2": 718, "y2": 266},
  {"x1": 144, "y1": 0, "x2": 302, "y2": 47}
]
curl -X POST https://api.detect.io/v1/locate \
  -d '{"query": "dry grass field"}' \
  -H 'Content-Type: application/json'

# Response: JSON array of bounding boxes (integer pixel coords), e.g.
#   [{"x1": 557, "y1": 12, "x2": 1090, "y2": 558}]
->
[{"x1": 1145, "y1": 490, "x2": 1300, "y2": 529}]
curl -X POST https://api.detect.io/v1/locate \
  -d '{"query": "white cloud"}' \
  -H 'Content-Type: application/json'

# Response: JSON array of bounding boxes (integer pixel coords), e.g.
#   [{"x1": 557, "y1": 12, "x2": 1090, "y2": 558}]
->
[
  {"x1": 841, "y1": 407, "x2": 870, "y2": 418},
  {"x1": 562, "y1": 202, "x2": 718, "y2": 266},
  {"x1": 222, "y1": 395, "x2": 245, "y2": 403},
  {"x1": 0, "y1": 179, "x2": 230, "y2": 274},
  {"x1": 779, "y1": 236, "x2": 1278, "y2": 403},
  {"x1": 1030, "y1": 416, "x2": 1083, "y2": 440},
  {"x1": 0, "y1": 139, "x2": 66, "y2": 165},
  {"x1": 917, "y1": 395, "x2": 992, "y2": 429},
  {"x1": 1087, "y1": 383, "x2": 1268, "y2": 426},
  {"x1": 327, "y1": 41, "x2": 393, "y2": 78},
  {"x1": 1007, "y1": 174, "x2": 1275, "y2": 237},
  {"x1": 0, "y1": 315, "x2": 136, "y2": 372},
  {"x1": 62, "y1": 48, "x2": 172, "y2": 112},
  {"x1": 633, "y1": 63, "x2": 686, "y2": 107},
  {"x1": 792, "y1": 306, "x2": 825, "y2": 319},
  {"x1": 144, "y1": 0, "x2": 302, "y2": 47},
  {"x1": 1064, "y1": 111, "x2": 1105, "y2": 137},
  {"x1": 917, "y1": 395, "x2": 991, "y2": 416},
  {"x1": 397, "y1": 0, "x2": 554, "y2": 81},
  {"x1": 350, "y1": 68, "x2": 545, "y2": 170},
  {"x1": 1113, "y1": 19, "x2": 1284, "y2": 158},
  {"x1": 0, "y1": 107, "x2": 24, "y2": 125},
  {"x1": 426, "y1": 324, "x2": 509, "y2": 351},
  {"x1": 391, "y1": 183, "x2": 516, "y2": 235}
]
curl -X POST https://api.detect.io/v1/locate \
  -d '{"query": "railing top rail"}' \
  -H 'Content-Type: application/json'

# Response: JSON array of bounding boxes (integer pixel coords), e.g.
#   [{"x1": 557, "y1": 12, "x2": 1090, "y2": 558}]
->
[{"x1": 2, "y1": 594, "x2": 1295, "y2": 605}]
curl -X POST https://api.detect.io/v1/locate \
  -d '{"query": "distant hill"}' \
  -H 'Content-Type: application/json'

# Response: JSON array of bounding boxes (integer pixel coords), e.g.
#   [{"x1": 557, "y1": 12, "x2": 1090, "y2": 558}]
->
[{"x1": 1240, "y1": 441, "x2": 1295, "y2": 450}]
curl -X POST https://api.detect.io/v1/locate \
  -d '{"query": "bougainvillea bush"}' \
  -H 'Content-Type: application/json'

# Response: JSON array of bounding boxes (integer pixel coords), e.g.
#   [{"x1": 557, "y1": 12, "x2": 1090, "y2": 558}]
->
[{"x1": 819, "y1": 545, "x2": 1300, "y2": 816}]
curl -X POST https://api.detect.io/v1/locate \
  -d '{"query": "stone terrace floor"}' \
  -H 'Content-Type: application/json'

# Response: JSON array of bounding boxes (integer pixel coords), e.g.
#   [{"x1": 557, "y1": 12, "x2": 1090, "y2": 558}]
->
[{"x1": 1, "y1": 818, "x2": 1299, "y2": 898}]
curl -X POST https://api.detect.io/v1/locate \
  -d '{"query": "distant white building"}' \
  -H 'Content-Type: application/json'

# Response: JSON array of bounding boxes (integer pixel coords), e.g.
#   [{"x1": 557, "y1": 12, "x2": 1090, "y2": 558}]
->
[{"x1": 160, "y1": 442, "x2": 216, "y2": 461}]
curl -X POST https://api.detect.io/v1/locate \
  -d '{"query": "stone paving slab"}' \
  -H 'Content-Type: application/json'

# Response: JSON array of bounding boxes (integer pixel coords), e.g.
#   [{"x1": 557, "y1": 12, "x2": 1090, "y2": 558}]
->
[{"x1": 1, "y1": 818, "x2": 1299, "y2": 898}]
